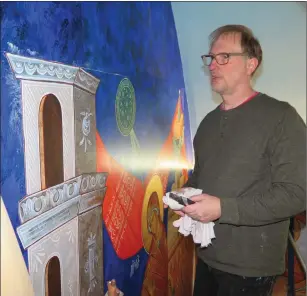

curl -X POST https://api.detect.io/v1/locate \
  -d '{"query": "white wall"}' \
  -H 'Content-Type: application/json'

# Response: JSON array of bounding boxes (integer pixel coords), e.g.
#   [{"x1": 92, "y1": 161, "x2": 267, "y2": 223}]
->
[{"x1": 172, "y1": 2, "x2": 306, "y2": 137}]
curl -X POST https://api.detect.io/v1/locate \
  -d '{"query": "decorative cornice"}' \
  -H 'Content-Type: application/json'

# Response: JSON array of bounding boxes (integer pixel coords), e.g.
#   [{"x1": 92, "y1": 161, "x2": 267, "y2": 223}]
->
[
  {"x1": 18, "y1": 175, "x2": 81, "y2": 223},
  {"x1": 6, "y1": 53, "x2": 100, "y2": 94},
  {"x1": 78, "y1": 188, "x2": 107, "y2": 214},
  {"x1": 79, "y1": 173, "x2": 108, "y2": 195},
  {"x1": 17, "y1": 196, "x2": 80, "y2": 249},
  {"x1": 18, "y1": 173, "x2": 108, "y2": 223},
  {"x1": 74, "y1": 68, "x2": 100, "y2": 95}
]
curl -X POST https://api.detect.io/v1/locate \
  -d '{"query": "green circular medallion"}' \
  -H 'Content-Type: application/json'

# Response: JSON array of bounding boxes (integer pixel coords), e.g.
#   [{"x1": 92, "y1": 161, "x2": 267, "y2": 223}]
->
[{"x1": 115, "y1": 78, "x2": 136, "y2": 136}]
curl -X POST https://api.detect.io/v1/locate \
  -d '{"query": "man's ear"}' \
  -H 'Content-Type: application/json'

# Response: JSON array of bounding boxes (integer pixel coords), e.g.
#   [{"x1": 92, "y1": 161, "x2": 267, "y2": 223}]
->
[{"x1": 247, "y1": 57, "x2": 258, "y2": 76}]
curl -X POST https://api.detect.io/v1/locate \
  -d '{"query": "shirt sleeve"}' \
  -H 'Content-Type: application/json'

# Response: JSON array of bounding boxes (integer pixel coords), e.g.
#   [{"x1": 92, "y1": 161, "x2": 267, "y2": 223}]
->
[{"x1": 220, "y1": 104, "x2": 306, "y2": 226}]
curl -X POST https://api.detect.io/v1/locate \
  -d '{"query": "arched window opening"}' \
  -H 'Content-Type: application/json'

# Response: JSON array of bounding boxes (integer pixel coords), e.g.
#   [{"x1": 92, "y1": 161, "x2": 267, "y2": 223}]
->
[
  {"x1": 45, "y1": 256, "x2": 61, "y2": 296},
  {"x1": 39, "y1": 94, "x2": 64, "y2": 189}
]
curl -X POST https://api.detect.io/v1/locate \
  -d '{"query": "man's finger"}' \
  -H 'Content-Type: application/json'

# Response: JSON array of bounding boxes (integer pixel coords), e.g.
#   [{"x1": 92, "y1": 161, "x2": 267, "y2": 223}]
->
[
  {"x1": 189, "y1": 194, "x2": 208, "y2": 202},
  {"x1": 183, "y1": 203, "x2": 198, "y2": 213},
  {"x1": 174, "y1": 210, "x2": 185, "y2": 217}
]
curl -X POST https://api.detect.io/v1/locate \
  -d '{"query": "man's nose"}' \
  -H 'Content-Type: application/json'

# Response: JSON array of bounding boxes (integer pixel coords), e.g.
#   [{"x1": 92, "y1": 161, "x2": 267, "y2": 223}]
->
[{"x1": 209, "y1": 58, "x2": 218, "y2": 71}]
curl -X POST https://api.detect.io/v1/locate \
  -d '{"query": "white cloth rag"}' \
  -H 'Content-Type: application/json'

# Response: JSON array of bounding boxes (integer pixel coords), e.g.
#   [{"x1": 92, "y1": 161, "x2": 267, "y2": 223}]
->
[{"x1": 163, "y1": 188, "x2": 215, "y2": 248}]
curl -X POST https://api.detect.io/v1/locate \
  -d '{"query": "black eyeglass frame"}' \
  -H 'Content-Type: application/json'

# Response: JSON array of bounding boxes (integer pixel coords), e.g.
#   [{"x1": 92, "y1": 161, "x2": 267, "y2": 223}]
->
[{"x1": 201, "y1": 52, "x2": 249, "y2": 66}]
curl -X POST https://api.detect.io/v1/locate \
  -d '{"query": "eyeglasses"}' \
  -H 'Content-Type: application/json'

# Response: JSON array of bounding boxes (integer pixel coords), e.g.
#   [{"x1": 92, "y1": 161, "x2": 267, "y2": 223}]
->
[{"x1": 201, "y1": 52, "x2": 248, "y2": 66}]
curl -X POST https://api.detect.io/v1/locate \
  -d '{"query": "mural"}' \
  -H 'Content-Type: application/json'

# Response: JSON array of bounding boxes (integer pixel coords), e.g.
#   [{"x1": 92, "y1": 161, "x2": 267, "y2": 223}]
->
[{"x1": 1, "y1": 2, "x2": 195, "y2": 296}]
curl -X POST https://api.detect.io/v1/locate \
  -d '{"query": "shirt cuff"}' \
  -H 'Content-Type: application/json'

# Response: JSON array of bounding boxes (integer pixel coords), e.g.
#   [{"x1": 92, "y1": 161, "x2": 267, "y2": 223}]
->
[{"x1": 220, "y1": 198, "x2": 240, "y2": 225}]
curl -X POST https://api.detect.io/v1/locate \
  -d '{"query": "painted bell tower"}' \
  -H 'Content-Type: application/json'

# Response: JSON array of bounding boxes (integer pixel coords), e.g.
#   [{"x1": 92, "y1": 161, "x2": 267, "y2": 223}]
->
[{"x1": 6, "y1": 53, "x2": 107, "y2": 296}]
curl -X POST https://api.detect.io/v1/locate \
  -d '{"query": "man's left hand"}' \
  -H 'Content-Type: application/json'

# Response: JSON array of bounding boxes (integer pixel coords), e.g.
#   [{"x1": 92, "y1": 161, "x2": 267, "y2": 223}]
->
[{"x1": 183, "y1": 193, "x2": 221, "y2": 223}]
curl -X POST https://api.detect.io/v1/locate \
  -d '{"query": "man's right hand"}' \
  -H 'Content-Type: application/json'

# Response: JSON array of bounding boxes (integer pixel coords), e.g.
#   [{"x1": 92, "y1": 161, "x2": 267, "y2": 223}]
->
[{"x1": 163, "y1": 187, "x2": 193, "y2": 217}]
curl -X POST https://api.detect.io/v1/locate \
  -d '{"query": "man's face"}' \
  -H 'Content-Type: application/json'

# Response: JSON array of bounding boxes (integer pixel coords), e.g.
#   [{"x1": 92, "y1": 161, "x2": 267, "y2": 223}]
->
[{"x1": 209, "y1": 33, "x2": 255, "y2": 95}]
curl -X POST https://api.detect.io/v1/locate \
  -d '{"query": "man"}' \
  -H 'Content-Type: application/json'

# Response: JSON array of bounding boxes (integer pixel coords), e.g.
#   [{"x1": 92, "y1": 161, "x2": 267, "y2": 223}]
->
[{"x1": 168, "y1": 25, "x2": 306, "y2": 295}]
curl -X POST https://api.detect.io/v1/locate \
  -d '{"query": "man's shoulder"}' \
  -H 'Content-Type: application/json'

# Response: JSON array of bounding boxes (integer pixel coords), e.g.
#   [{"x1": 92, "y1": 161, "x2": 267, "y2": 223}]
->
[
  {"x1": 250, "y1": 93, "x2": 304, "y2": 130},
  {"x1": 255, "y1": 93, "x2": 292, "y2": 114}
]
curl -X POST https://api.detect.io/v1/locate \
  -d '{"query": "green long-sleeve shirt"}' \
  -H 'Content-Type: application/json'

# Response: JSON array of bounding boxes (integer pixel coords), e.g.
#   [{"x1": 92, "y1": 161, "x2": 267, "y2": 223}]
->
[{"x1": 185, "y1": 92, "x2": 306, "y2": 277}]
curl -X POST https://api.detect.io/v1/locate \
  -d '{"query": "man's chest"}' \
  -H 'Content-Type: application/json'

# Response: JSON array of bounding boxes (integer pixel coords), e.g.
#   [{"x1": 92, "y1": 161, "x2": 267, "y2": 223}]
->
[{"x1": 195, "y1": 115, "x2": 272, "y2": 179}]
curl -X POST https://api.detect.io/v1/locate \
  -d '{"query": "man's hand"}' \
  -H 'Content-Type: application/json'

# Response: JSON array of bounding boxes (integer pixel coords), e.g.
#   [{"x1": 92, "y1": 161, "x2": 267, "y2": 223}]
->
[
  {"x1": 163, "y1": 187, "x2": 193, "y2": 217},
  {"x1": 183, "y1": 193, "x2": 221, "y2": 223}
]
